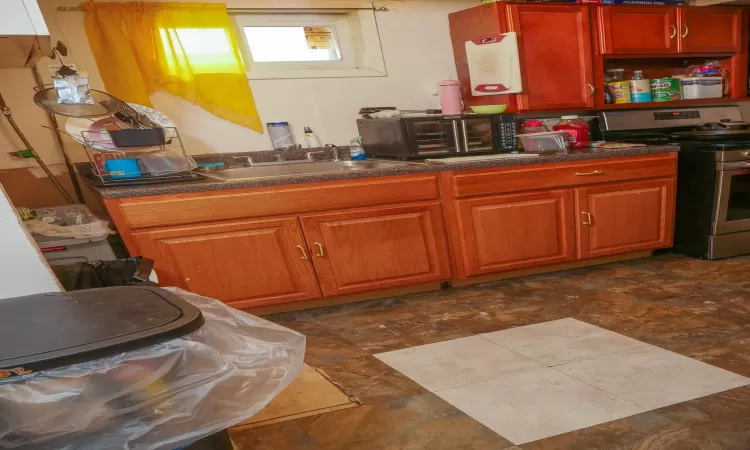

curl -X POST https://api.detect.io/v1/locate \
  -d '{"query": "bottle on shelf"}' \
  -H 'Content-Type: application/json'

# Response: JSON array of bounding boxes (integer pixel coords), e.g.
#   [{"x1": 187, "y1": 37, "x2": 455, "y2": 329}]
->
[{"x1": 630, "y1": 70, "x2": 652, "y2": 103}]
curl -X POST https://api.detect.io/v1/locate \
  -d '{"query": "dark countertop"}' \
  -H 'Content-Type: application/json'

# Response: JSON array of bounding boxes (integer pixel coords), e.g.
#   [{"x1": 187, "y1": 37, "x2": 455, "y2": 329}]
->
[{"x1": 89, "y1": 145, "x2": 678, "y2": 199}]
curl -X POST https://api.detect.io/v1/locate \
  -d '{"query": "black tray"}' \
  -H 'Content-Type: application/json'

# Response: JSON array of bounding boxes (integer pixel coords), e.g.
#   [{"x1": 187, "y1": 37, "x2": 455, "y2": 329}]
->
[{"x1": 0, "y1": 287, "x2": 204, "y2": 375}]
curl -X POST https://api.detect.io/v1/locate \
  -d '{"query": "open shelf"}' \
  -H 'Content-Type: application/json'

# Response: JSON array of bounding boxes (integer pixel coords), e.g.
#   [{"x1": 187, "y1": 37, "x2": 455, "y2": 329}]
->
[{"x1": 599, "y1": 97, "x2": 742, "y2": 110}]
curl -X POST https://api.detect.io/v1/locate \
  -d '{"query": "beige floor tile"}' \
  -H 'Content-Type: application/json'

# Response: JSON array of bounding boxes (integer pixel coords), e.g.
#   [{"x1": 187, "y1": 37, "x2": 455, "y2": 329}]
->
[
  {"x1": 556, "y1": 345, "x2": 750, "y2": 410},
  {"x1": 375, "y1": 335, "x2": 542, "y2": 391},
  {"x1": 435, "y1": 368, "x2": 643, "y2": 445},
  {"x1": 481, "y1": 318, "x2": 647, "y2": 366}
]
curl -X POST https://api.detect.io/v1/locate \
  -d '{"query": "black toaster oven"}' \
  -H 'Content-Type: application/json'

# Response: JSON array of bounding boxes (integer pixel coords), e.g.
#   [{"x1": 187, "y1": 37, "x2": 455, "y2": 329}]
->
[{"x1": 356, "y1": 113, "x2": 516, "y2": 159}]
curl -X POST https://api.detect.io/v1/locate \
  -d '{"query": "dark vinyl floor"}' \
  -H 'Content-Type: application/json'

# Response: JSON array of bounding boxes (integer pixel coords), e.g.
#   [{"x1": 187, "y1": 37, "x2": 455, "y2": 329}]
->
[{"x1": 231, "y1": 254, "x2": 750, "y2": 450}]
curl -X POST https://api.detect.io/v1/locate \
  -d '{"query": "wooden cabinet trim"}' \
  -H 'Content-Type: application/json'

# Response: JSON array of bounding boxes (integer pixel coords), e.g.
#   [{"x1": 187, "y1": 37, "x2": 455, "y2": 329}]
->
[
  {"x1": 575, "y1": 177, "x2": 676, "y2": 259},
  {"x1": 510, "y1": 4, "x2": 595, "y2": 110},
  {"x1": 449, "y1": 153, "x2": 677, "y2": 198},
  {"x1": 450, "y1": 189, "x2": 577, "y2": 278},
  {"x1": 597, "y1": 6, "x2": 678, "y2": 55},
  {"x1": 677, "y1": 7, "x2": 743, "y2": 54},
  {"x1": 299, "y1": 201, "x2": 452, "y2": 296},
  {"x1": 114, "y1": 174, "x2": 440, "y2": 230},
  {"x1": 131, "y1": 216, "x2": 322, "y2": 309}
]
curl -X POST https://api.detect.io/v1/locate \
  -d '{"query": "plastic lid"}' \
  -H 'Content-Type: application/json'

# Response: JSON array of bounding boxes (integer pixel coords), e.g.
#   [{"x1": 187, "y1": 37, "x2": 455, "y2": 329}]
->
[
  {"x1": 439, "y1": 80, "x2": 459, "y2": 86},
  {"x1": 560, "y1": 115, "x2": 579, "y2": 120}
]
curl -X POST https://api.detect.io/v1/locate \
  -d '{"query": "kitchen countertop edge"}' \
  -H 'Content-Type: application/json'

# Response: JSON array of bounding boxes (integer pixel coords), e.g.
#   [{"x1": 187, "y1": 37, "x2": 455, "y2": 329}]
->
[{"x1": 92, "y1": 145, "x2": 679, "y2": 199}]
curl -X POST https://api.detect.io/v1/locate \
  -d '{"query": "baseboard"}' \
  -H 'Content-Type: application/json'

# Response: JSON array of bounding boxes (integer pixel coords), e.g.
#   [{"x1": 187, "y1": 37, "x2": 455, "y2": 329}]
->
[
  {"x1": 450, "y1": 251, "x2": 653, "y2": 287},
  {"x1": 249, "y1": 282, "x2": 444, "y2": 315}
]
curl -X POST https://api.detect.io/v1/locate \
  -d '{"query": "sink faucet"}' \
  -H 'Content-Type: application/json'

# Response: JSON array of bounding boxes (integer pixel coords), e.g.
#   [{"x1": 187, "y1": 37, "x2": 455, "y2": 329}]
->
[
  {"x1": 325, "y1": 144, "x2": 340, "y2": 161},
  {"x1": 277, "y1": 144, "x2": 302, "y2": 161}
]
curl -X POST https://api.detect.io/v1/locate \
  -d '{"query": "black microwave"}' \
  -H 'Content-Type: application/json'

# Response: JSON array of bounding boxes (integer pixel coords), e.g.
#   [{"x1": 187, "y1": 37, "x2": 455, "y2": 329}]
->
[{"x1": 356, "y1": 113, "x2": 517, "y2": 159}]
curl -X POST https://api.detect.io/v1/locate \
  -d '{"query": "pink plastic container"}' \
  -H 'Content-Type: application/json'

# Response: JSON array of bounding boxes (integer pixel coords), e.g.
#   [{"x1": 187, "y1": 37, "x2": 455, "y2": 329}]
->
[{"x1": 439, "y1": 80, "x2": 462, "y2": 115}]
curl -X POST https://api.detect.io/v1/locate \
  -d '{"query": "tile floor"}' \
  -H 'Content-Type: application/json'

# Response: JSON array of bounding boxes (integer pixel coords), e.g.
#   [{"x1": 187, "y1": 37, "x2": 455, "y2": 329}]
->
[
  {"x1": 231, "y1": 254, "x2": 750, "y2": 450},
  {"x1": 375, "y1": 318, "x2": 750, "y2": 444}
]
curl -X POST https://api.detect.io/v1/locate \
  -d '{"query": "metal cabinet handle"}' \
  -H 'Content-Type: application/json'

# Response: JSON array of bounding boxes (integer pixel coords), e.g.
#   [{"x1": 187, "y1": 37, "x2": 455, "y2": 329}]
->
[
  {"x1": 313, "y1": 242, "x2": 325, "y2": 257},
  {"x1": 460, "y1": 120, "x2": 470, "y2": 153},
  {"x1": 452, "y1": 120, "x2": 462, "y2": 153},
  {"x1": 575, "y1": 170, "x2": 603, "y2": 176},
  {"x1": 670, "y1": 24, "x2": 677, "y2": 39},
  {"x1": 582, "y1": 212, "x2": 593, "y2": 225},
  {"x1": 295, "y1": 245, "x2": 308, "y2": 260},
  {"x1": 682, "y1": 24, "x2": 689, "y2": 38},
  {"x1": 588, "y1": 84, "x2": 595, "y2": 98}
]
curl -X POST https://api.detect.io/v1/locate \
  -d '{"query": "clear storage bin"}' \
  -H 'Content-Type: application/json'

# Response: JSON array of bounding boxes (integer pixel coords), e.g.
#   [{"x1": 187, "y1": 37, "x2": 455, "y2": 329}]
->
[{"x1": 518, "y1": 131, "x2": 569, "y2": 153}]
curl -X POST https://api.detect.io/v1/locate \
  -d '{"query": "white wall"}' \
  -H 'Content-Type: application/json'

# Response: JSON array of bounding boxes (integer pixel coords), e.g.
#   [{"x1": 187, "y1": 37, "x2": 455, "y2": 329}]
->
[
  {"x1": 0, "y1": 0, "x2": 472, "y2": 169},
  {"x1": 0, "y1": 184, "x2": 61, "y2": 299}
]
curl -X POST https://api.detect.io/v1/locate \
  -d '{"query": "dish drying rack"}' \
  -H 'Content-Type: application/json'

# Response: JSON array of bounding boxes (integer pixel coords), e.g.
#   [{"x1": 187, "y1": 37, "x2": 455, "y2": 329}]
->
[{"x1": 82, "y1": 127, "x2": 199, "y2": 186}]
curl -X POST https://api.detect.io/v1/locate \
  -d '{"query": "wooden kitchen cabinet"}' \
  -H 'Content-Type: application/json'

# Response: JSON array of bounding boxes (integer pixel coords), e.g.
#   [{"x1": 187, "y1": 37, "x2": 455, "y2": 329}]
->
[
  {"x1": 509, "y1": 4, "x2": 595, "y2": 110},
  {"x1": 452, "y1": 189, "x2": 576, "y2": 278},
  {"x1": 299, "y1": 202, "x2": 451, "y2": 296},
  {"x1": 575, "y1": 178, "x2": 675, "y2": 259},
  {"x1": 131, "y1": 217, "x2": 321, "y2": 309},
  {"x1": 598, "y1": 6, "x2": 677, "y2": 54},
  {"x1": 678, "y1": 7, "x2": 742, "y2": 53}
]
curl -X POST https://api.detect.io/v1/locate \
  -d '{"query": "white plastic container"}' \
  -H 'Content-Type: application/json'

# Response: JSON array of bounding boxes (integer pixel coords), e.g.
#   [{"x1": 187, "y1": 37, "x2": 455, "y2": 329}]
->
[
  {"x1": 681, "y1": 77, "x2": 723, "y2": 100},
  {"x1": 518, "y1": 131, "x2": 569, "y2": 153}
]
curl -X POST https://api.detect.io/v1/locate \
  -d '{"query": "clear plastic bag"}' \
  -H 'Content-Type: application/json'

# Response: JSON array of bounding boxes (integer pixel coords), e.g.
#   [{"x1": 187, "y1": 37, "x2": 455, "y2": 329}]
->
[
  {"x1": 0, "y1": 288, "x2": 305, "y2": 450},
  {"x1": 24, "y1": 204, "x2": 114, "y2": 239}
]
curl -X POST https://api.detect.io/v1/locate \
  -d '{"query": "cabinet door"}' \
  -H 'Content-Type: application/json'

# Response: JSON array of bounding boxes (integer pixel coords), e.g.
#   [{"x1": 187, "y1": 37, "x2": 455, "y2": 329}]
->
[
  {"x1": 576, "y1": 178, "x2": 675, "y2": 259},
  {"x1": 132, "y1": 217, "x2": 321, "y2": 309},
  {"x1": 598, "y1": 6, "x2": 677, "y2": 54},
  {"x1": 510, "y1": 5, "x2": 594, "y2": 110},
  {"x1": 678, "y1": 7, "x2": 742, "y2": 53},
  {"x1": 300, "y1": 203, "x2": 451, "y2": 296},
  {"x1": 452, "y1": 190, "x2": 576, "y2": 278}
]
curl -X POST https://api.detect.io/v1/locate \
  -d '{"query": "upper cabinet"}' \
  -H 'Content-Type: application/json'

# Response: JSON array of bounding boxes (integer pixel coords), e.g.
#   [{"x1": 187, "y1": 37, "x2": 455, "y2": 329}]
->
[
  {"x1": 509, "y1": 5, "x2": 595, "y2": 110},
  {"x1": 598, "y1": 6, "x2": 744, "y2": 55},
  {"x1": 598, "y1": 6, "x2": 677, "y2": 54},
  {"x1": 678, "y1": 7, "x2": 743, "y2": 53}
]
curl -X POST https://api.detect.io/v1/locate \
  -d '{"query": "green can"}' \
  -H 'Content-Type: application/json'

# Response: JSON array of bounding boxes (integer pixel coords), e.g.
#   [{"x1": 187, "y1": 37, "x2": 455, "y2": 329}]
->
[{"x1": 650, "y1": 78, "x2": 681, "y2": 102}]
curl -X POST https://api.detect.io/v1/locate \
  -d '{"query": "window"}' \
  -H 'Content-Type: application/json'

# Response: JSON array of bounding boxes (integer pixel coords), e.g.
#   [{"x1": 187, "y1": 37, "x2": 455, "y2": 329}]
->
[{"x1": 233, "y1": 10, "x2": 386, "y2": 79}]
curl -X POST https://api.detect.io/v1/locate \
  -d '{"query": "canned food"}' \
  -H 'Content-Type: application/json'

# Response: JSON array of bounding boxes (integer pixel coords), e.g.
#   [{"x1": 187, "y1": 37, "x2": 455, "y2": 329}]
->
[
  {"x1": 607, "y1": 81, "x2": 632, "y2": 104},
  {"x1": 650, "y1": 78, "x2": 681, "y2": 102}
]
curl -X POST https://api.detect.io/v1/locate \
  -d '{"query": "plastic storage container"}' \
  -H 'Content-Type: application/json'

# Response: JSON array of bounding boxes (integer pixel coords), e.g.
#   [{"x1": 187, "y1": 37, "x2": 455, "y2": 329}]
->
[
  {"x1": 681, "y1": 77, "x2": 723, "y2": 100},
  {"x1": 519, "y1": 131, "x2": 569, "y2": 153},
  {"x1": 553, "y1": 115, "x2": 591, "y2": 149}
]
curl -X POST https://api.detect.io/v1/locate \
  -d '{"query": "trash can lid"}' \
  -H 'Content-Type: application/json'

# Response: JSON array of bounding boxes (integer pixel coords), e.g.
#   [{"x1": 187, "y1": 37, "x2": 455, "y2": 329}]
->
[{"x1": 0, "y1": 287, "x2": 204, "y2": 377}]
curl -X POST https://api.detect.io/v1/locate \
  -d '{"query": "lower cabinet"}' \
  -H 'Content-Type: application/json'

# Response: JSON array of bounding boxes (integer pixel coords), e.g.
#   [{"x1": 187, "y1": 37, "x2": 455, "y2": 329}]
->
[
  {"x1": 453, "y1": 189, "x2": 576, "y2": 277},
  {"x1": 575, "y1": 178, "x2": 676, "y2": 259},
  {"x1": 132, "y1": 217, "x2": 321, "y2": 309},
  {"x1": 300, "y1": 202, "x2": 452, "y2": 296}
]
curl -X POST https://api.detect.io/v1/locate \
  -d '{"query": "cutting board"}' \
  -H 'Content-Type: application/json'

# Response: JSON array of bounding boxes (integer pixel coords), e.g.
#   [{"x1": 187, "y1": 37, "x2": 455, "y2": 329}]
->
[{"x1": 465, "y1": 32, "x2": 522, "y2": 97}]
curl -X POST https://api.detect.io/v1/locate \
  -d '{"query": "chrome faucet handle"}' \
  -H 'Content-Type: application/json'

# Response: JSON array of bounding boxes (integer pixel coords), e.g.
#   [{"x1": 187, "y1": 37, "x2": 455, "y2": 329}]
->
[{"x1": 325, "y1": 144, "x2": 340, "y2": 161}]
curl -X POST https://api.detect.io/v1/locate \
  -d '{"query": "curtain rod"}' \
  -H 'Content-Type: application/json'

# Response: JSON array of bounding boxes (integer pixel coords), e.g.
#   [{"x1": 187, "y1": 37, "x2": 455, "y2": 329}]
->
[{"x1": 57, "y1": 5, "x2": 388, "y2": 12}]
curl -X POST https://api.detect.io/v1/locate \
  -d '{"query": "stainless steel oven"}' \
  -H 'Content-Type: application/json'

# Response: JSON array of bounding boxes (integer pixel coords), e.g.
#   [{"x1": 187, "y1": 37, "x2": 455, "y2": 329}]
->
[{"x1": 714, "y1": 155, "x2": 750, "y2": 235}]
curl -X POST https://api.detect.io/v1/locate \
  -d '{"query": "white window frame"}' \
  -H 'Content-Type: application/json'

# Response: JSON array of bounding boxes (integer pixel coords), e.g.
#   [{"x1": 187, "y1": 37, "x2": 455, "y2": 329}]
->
[{"x1": 234, "y1": 10, "x2": 386, "y2": 80}]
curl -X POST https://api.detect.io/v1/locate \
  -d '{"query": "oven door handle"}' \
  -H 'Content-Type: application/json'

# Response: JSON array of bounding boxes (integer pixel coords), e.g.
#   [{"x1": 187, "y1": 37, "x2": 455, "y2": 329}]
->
[{"x1": 720, "y1": 162, "x2": 750, "y2": 171}]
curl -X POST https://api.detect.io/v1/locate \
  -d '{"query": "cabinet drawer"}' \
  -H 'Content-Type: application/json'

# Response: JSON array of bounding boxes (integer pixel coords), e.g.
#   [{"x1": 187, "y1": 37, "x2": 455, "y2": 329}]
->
[
  {"x1": 449, "y1": 153, "x2": 677, "y2": 198},
  {"x1": 112, "y1": 174, "x2": 440, "y2": 229}
]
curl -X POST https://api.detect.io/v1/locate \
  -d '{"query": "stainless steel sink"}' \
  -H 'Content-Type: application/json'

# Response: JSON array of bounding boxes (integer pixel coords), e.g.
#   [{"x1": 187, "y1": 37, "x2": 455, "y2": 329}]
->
[{"x1": 200, "y1": 159, "x2": 419, "y2": 181}]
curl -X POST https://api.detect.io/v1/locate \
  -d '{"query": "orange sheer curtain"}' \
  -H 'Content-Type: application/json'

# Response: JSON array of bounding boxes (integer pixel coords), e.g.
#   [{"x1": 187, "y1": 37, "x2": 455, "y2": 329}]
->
[{"x1": 83, "y1": 1, "x2": 262, "y2": 132}]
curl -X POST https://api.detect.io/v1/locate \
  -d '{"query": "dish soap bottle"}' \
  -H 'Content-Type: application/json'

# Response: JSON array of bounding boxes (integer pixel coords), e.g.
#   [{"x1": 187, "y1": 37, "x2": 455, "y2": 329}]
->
[
  {"x1": 350, "y1": 136, "x2": 366, "y2": 161},
  {"x1": 303, "y1": 126, "x2": 322, "y2": 148}
]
